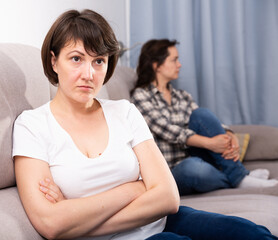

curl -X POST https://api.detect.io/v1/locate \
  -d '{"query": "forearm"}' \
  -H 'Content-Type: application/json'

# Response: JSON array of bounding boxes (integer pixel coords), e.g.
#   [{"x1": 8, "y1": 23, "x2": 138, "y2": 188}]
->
[
  {"x1": 145, "y1": 118, "x2": 195, "y2": 145},
  {"x1": 186, "y1": 134, "x2": 210, "y2": 149},
  {"x1": 186, "y1": 134, "x2": 232, "y2": 154},
  {"x1": 87, "y1": 182, "x2": 178, "y2": 236},
  {"x1": 24, "y1": 180, "x2": 144, "y2": 239}
]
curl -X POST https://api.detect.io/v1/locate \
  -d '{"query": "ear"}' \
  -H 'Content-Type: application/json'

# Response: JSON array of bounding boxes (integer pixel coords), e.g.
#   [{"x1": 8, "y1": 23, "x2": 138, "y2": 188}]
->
[
  {"x1": 152, "y1": 62, "x2": 158, "y2": 72},
  {"x1": 51, "y1": 51, "x2": 57, "y2": 73}
]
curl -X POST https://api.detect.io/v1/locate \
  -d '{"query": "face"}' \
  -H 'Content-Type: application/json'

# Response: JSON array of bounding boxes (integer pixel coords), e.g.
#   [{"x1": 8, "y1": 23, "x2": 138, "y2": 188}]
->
[
  {"x1": 156, "y1": 46, "x2": 181, "y2": 83},
  {"x1": 51, "y1": 40, "x2": 108, "y2": 105}
]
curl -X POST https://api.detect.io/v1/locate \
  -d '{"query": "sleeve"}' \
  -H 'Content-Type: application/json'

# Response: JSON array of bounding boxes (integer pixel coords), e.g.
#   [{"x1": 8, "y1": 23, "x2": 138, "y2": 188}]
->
[
  {"x1": 12, "y1": 111, "x2": 49, "y2": 163},
  {"x1": 131, "y1": 88, "x2": 196, "y2": 146},
  {"x1": 126, "y1": 103, "x2": 154, "y2": 148}
]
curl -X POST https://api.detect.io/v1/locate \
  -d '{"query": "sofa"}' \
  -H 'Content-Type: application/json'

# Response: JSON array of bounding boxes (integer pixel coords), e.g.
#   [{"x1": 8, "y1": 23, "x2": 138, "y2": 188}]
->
[{"x1": 0, "y1": 43, "x2": 277, "y2": 239}]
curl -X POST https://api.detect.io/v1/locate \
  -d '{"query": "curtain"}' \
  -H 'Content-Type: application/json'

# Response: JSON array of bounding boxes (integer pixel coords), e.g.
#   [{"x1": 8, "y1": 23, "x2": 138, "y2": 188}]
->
[{"x1": 129, "y1": 0, "x2": 278, "y2": 127}]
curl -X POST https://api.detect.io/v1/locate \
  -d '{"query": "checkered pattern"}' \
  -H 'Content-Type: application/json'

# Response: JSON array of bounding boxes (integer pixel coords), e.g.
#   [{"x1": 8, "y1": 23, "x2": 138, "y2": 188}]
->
[{"x1": 131, "y1": 84, "x2": 198, "y2": 168}]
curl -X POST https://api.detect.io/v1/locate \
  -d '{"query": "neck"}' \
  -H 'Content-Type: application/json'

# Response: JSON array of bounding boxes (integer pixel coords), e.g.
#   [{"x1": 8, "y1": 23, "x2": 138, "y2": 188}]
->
[
  {"x1": 153, "y1": 78, "x2": 169, "y2": 93},
  {"x1": 51, "y1": 89, "x2": 98, "y2": 117}
]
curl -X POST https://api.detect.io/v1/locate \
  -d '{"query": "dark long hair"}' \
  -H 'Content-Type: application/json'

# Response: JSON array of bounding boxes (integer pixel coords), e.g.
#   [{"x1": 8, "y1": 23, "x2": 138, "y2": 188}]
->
[{"x1": 131, "y1": 39, "x2": 178, "y2": 94}]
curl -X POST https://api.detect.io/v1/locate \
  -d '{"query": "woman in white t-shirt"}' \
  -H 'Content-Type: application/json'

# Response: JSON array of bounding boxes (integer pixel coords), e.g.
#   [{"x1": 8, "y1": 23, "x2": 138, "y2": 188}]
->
[{"x1": 13, "y1": 9, "x2": 277, "y2": 240}]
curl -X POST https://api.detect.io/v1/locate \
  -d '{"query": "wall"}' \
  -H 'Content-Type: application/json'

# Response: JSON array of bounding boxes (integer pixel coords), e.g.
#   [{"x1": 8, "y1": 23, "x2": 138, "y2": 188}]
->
[{"x1": 0, "y1": 0, "x2": 130, "y2": 64}]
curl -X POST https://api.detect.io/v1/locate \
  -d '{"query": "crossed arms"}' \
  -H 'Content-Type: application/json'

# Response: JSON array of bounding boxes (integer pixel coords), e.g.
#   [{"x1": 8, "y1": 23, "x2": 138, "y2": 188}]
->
[{"x1": 15, "y1": 139, "x2": 180, "y2": 239}]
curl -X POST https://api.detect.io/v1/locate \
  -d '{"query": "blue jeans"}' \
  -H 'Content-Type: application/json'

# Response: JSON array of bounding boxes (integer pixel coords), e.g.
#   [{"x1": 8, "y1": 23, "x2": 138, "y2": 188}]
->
[
  {"x1": 172, "y1": 108, "x2": 249, "y2": 195},
  {"x1": 146, "y1": 206, "x2": 278, "y2": 240}
]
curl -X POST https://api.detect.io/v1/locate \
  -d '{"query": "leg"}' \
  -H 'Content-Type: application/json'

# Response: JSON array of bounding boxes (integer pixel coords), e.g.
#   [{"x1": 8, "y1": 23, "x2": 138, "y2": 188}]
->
[
  {"x1": 164, "y1": 206, "x2": 278, "y2": 240},
  {"x1": 188, "y1": 108, "x2": 249, "y2": 187},
  {"x1": 171, "y1": 157, "x2": 230, "y2": 195}
]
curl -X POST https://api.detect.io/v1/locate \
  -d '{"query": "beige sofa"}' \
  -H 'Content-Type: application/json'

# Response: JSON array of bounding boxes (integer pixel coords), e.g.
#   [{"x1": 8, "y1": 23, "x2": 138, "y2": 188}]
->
[{"x1": 1, "y1": 43, "x2": 278, "y2": 239}]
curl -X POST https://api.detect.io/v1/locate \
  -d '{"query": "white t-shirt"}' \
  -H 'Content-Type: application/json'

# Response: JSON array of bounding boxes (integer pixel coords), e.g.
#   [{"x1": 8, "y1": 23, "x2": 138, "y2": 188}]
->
[{"x1": 13, "y1": 99, "x2": 166, "y2": 240}]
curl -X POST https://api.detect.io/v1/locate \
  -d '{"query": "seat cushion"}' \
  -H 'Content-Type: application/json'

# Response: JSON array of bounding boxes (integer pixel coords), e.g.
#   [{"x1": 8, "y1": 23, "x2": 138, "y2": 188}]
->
[{"x1": 181, "y1": 194, "x2": 278, "y2": 236}]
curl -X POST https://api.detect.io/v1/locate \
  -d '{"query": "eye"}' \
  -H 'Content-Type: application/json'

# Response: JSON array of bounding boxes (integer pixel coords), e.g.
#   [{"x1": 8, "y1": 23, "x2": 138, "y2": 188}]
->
[
  {"x1": 95, "y1": 58, "x2": 105, "y2": 65},
  {"x1": 72, "y1": 56, "x2": 81, "y2": 62}
]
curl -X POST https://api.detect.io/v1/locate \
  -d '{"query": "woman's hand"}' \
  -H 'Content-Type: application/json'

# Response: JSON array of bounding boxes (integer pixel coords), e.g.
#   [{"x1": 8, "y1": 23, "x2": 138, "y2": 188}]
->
[
  {"x1": 206, "y1": 134, "x2": 232, "y2": 153},
  {"x1": 221, "y1": 132, "x2": 240, "y2": 162},
  {"x1": 39, "y1": 178, "x2": 66, "y2": 203},
  {"x1": 187, "y1": 133, "x2": 240, "y2": 162}
]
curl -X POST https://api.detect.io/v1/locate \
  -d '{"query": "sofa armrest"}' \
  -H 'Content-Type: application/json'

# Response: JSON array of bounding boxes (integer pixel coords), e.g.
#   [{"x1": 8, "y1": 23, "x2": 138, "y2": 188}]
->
[{"x1": 230, "y1": 125, "x2": 278, "y2": 161}]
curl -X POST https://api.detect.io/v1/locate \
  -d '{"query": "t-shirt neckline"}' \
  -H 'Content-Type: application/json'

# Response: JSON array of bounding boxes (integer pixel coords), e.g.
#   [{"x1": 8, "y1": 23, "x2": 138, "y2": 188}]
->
[{"x1": 46, "y1": 100, "x2": 111, "y2": 160}]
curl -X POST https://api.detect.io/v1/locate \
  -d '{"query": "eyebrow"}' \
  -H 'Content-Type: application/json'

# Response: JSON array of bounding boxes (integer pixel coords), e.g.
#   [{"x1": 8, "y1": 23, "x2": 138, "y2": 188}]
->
[
  {"x1": 67, "y1": 50, "x2": 85, "y2": 56},
  {"x1": 67, "y1": 50, "x2": 108, "y2": 58}
]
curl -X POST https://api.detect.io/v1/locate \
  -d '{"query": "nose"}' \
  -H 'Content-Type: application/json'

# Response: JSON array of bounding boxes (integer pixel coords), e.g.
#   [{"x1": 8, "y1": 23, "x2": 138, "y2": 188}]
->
[
  {"x1": 82, "y1": 62, "x2": 94, "y2": 81},
  {"x1": 177, "y1": 60, "x2": 182, "y2": 68}
]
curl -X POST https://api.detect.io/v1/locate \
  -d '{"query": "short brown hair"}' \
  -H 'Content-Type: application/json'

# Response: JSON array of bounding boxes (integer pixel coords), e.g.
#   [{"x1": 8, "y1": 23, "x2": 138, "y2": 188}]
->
[{"x1": 41, "y1": 9, "x2": 119, "y2": 86}]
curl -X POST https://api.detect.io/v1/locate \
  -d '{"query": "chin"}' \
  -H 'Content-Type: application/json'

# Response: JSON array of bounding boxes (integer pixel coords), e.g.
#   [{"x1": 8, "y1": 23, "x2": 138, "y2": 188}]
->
[{"x1": 75, "y1": 94, "x2": 95, "y2": 104}]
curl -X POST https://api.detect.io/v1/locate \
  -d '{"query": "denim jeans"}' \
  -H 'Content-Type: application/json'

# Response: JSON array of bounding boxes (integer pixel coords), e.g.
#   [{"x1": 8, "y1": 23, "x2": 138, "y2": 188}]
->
[
  {"x1": 146, "y1": 206, "x2": 278, "y2": 240},
  {"x1": 172, "y1": 108, "x2": 249, "y2": 195}
]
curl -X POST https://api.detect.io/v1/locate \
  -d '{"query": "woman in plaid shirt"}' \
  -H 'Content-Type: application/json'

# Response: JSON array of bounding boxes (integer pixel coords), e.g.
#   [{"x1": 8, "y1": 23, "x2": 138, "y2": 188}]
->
[{"x1": 131, "y1": 39, "x2": 278, "y2": 195}]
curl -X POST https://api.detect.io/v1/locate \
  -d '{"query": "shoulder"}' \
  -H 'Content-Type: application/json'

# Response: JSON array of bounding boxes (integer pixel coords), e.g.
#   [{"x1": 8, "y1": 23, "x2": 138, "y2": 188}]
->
[
  {"x1": 98, "y1": 98, "x2": 131, "y2": 108},
  {"x1": 173, "y1": 88, "x2": 193, "y2": 99},
  {"x1": 131, "y1": 87, "x2": 152, "y2": 100},
  {"x1": 98, "y1": 98, "x2": 147, "y2": 134},
  {"x1": 172, "y1": 87, "x2": 189, "y2": 96},
  {"x1": 13, "y1": 102, "x2": 51, "y2": 156},
  {"x1": 15, "y1": 102, "x2": 50, "y2": 126},
  {"x1": 98, "y1": 98, "x2": 136, "y2": 116}
]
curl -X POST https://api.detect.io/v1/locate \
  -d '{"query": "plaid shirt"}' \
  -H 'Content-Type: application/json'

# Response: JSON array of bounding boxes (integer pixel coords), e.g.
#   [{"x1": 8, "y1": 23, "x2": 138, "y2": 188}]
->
[{"x1": 131, "y1": 84, "x2": 199, "y2": 168}]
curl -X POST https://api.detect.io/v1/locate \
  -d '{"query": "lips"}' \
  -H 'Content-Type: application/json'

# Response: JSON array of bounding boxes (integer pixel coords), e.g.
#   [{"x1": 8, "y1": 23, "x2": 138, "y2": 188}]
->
[
  {"x1": 78, "y1": 85, "x2": 93, "y2": 89},
  {"x1": 78, "y1": 85, "x2": 94, "y2": 91}
]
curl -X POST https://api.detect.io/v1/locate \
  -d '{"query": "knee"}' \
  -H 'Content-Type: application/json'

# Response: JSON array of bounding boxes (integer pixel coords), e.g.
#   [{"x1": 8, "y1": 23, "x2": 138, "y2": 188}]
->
[
  {"x1": 191, "y1": 108, "x2": 214, "y2": 121},
  {"x1": 246, "y1": 225, "x2": 276, "y2": 240},
  {"x1": 189, "y1": 108, "x2": 224, "y2": 135},
  {"x1": 224, "y1": 216, "x2": 275, "y2": 240}
]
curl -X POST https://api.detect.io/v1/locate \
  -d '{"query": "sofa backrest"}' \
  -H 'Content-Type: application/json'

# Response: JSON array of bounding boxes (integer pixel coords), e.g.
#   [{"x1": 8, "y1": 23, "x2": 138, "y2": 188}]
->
[
  {"x1": 0, "y1": 43, "x2": 54, "y2": 189},
  {"x1": 97, "y1": 65, "x2": 137, "y2": 101}
]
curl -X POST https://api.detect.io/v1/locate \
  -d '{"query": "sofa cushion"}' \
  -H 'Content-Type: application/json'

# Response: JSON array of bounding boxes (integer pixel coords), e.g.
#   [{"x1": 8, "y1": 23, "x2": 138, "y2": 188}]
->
[
  {"x1": 96, "y1": 85, "x2": 110, "y2": 99},
  {"x1": 235, "y1": 133, "x2": 250, "y2": 161},
  {"x1": 104, "y1": 66, "x2": 137, "y2": 100},
  {"x1": 230, "y1": 125, "x2": 278, "y2": 161},
  {"x1": 0, "y1": 43, "x2": 52, "y2": 189},
  {"x1": 0, "y1": 187, "x2": 44, "y2": 239}
]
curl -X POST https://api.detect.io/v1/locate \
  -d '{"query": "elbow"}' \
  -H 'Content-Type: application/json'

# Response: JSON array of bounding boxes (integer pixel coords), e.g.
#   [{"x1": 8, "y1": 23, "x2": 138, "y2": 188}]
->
[
  {"x1": 169, "y1": 181, "x2": 181, "y2": 214},
  {"x1": 163, "y1": 186, "x2": 180, "y2": 215},
  {"x1": 168, "y1": 194, "x2": 180, "y2": 214},
  {"x1": 42, "y1": 232, "x2": 57, "y2": 240},
  {"x1": 32, "y1": 216, "x2": 65, "y2": 240},
  {"x1": 37, "y1": 224, "x2": 59, "y2": 240},
  {"x1": 42, "y1": 228, "x2": 60, "y2": 240}
]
